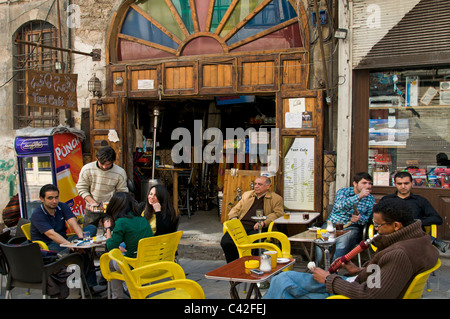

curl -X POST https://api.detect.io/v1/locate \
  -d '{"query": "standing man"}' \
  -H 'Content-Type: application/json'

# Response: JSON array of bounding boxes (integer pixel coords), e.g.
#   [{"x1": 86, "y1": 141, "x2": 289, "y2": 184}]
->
[
  {"x1": 30, "y1": 184, "x2": 96, "y2": 252},
  {"x1": 76, "y1": 145, "x2": 128, "y2": 226},
  {"x1": 325, "y1": 172, "x2": 375, "y2": 259},
  {"x1": 220, "y1": 176, "x2": 284, "y2": 263},
  {"x1": 381, "y1": 171, "x2": 447, "y2": 252}
]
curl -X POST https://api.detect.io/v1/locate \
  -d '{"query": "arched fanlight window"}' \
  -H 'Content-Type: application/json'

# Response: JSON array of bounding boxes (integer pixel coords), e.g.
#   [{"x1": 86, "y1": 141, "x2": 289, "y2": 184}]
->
[{"x1": 117, "y1": 0, "x2": 303, "y2": 61}]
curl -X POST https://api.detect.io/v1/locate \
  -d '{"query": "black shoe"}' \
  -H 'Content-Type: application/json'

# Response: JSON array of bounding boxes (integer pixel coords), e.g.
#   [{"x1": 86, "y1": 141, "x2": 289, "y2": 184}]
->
[
  {"x1": 433, "y1": 238, "x2": 449, "y2": 253},
  {"x1": 98, "y1": 276, "x2": 107, "y2": 286}
]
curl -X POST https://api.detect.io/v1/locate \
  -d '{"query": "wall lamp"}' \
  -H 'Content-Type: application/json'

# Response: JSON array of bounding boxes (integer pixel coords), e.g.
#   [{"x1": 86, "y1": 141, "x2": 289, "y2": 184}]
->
[
  {"x1": 88, "y1": 73, "x2": 102, "y2": 98},
  {"x1": 88, "y1": 73, "x2": 109, "y2": 120}
]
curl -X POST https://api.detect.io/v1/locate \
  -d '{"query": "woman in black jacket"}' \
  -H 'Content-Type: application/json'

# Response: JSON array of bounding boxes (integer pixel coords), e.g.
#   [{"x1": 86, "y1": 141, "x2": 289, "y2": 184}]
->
[{"x1": 142, "y1": 184, "x2": 177, "y2": 235}]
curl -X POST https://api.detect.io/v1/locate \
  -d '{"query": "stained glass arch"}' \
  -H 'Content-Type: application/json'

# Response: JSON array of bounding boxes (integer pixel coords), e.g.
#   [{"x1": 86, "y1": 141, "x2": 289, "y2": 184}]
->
[{"x1": 110, "y1": 0, "x2": 308, "y2": 62}]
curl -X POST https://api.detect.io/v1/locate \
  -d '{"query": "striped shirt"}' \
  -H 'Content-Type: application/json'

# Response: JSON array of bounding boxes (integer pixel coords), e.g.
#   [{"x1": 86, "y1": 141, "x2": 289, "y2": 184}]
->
[
  {"x1": 76, "y1": 161, "x2": 128, "y2": 209},
  {"x1": 327, "y1": 187, "x2": 375, "y2": 225}
]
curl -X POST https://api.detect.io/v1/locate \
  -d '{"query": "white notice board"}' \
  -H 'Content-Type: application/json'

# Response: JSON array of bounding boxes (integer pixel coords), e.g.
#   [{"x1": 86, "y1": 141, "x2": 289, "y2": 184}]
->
[{"x1": 283, "y1": 137, "x2": 315, "y2": 210}]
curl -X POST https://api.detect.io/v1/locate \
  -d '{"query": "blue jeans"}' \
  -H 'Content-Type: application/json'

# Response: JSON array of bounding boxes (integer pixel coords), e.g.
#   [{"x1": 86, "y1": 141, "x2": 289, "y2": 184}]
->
[{"x1": 262, "y1": 271, "x2": 331, "y2": 299}]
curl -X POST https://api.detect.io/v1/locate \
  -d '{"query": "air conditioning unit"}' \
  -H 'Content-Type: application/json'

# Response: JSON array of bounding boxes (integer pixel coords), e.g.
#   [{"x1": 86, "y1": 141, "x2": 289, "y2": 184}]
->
[{"x1": 440, "y1": 81, "x2": 450, "y2": 105}]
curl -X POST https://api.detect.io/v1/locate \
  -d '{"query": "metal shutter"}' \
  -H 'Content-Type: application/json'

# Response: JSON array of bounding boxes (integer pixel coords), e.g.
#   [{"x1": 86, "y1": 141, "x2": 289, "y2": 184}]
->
[{"x1": 352, "y1": 0, "x2": 450, "y2": 69}]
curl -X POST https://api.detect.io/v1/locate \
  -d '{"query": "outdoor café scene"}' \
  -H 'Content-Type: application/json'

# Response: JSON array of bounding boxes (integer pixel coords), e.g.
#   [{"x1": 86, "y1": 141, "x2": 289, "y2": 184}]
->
[
  {"x1": 1, "y1": 0, "x2": 450, "y2": 305},
  {"x1": 1, "y1": 126, "x2": 448, "y2": 301}
]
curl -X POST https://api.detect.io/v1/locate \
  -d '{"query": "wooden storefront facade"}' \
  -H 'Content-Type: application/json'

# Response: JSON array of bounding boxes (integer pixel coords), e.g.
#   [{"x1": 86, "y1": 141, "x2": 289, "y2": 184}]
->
[{"x1": 89, "y1": 0, "x2": 327, "y2": 222}]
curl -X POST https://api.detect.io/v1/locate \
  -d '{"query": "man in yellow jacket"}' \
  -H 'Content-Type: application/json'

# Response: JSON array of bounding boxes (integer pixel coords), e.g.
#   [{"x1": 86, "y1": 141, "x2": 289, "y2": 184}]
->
[{"x1": 220, "y1": 176, "x2": 284, "y2": 263}]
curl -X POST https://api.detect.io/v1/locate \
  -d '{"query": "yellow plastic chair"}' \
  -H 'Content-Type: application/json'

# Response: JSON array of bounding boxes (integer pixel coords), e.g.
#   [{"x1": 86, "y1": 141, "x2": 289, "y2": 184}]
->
[
  {"x1": 223, "y1": 221, "x2": 275, "y2": 233},
  {"x1": 125, "y1": 231, "x2": 183, "y2": 283},
  {"x1": 370, "y1": 224, "x2": 437, "y2": 253},
  {"x1": 223, "y1": 219, "x2": 292, "y2": 260},
  {"x1": 368, "y1": 224, "x2": 377, "y2": 252},
  {"x1": 100, "y1": 232, "x2": 183, "y2": 298},
  {"x1": 223, "y1": 221, "x2": 275, "y2": 242},
  {"x1": 108, "y1": 248, "x2": 205, "y2": 299},
  {"x1": 326, "y1": 295, "x2": 349, "y2": 299},
  {"x1": 403, "y1": 259, "x2": 441, "y2": 299},
  {"x1": 99, "y1": 252, "x2": 127, "y2": 299},
  {"x1": 424, "y1": 224, "x2": 437, "y2": 238},
  {"x1": 102, "y1": 230, "x2": 183, "y2": 293},
  {"x1": 326, "y1": 259, "x2": 441, "y2": 299},
  {"x1": 124, "y1": 231, "x2": 183, "y2": 269},
  {"x1": 20, "y1": 223, "x2": 49, "y2": 251}
]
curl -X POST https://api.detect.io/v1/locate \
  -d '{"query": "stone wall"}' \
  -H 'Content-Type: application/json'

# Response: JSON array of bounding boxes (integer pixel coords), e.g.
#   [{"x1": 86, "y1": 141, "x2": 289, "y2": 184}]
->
[{"x1": 0, "y1": 0, "x2": 118, "y2": 218}]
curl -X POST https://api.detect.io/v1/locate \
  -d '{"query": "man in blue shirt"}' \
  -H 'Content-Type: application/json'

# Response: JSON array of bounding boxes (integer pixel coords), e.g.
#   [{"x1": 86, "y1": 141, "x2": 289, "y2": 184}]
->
[
  {"x1": 323, "y1": 172, "x2": 375, "y2": 260},
  {"x1": 30, "y1": 184, "x2": 96, "y2": 252}
]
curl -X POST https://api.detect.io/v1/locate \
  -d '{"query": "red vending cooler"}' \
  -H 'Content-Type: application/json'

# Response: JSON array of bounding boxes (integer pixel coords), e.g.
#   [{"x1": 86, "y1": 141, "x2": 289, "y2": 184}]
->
[{"x1": 15, "y1": 129, "x2": 86, "y2": 219}]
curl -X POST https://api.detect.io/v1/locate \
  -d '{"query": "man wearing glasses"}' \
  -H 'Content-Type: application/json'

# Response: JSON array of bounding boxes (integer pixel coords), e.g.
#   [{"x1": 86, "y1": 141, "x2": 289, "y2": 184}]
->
[
  {"x1": 220, "y1": 176, "x2": 284, "y2": 263},
  {"x1": 263, "y1": 198, "x2": 439, "y2": 299},
  {"x1": 380, "y1": 171, "x2": 447, "y2": 252}
]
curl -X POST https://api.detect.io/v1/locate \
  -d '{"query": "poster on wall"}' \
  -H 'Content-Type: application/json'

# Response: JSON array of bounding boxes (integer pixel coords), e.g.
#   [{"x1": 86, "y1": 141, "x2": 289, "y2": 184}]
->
[
  {"x1": 284, "y1": 137, "x2": 315, "y2": 210},
  {"x1": 53, "y1": 133, "x2": 85, "y2": 217},
  {"x1": 285, "y1": 98, "x2": 306, "y2": 128}
]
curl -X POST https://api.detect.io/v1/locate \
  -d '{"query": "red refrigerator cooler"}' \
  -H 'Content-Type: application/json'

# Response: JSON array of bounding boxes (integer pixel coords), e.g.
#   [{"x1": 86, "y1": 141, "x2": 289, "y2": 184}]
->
[{"x1": 15, "y1": 130, "x2": 86, "y2": 220}]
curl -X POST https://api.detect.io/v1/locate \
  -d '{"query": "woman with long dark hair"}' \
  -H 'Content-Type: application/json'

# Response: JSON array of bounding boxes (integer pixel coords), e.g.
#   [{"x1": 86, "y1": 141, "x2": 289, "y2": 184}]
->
[
  {"x1": 142, "y1": 184, "x2": 177, "y2": 236},
  {"x1": 103, "y1": 192, "x2": 153, "y2": 298}
]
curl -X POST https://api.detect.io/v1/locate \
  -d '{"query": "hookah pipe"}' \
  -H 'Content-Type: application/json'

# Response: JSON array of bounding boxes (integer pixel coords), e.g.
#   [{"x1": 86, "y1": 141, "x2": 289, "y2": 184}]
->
[{"x1": 327, "y1": 234, "x2": 380, "y2": 274}]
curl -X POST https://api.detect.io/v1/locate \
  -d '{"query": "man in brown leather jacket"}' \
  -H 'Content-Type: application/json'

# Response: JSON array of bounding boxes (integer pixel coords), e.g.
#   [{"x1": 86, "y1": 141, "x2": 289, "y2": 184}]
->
[{"x1": 220, "y1": 176, "x2": 284, "y2": 263}]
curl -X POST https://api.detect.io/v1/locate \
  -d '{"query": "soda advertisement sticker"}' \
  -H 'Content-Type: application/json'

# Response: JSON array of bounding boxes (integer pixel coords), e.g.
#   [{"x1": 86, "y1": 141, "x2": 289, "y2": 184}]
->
[{"x1": 53, "y1": 133, "x2": 85, "y2": 217}]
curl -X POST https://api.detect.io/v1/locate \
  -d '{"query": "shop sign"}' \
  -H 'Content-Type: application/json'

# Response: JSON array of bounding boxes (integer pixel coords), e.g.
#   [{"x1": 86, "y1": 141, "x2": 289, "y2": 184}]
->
[{"x1": 25, "y1": 70, "x2": 78, "y2": 111}]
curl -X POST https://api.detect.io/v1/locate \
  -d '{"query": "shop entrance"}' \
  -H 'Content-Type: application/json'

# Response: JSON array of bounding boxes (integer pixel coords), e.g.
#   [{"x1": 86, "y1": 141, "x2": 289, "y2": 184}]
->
[{"x1": 130, "y1": 94, "x2": 276, "y2": 219}]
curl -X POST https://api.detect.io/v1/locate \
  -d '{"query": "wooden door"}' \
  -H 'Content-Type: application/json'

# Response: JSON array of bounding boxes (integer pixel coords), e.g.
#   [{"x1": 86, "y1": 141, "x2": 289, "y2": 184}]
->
[
  {"x1": 278, "y1": 90, "x2": 324, "y2": 217},
  {"x1": 89, "y1": 97, "x2": 127, "y2": 170}
]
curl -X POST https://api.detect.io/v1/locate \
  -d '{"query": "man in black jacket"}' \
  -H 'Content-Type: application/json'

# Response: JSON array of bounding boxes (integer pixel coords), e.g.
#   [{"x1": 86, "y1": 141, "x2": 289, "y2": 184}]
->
[{"x1": 380, "y1": 171, "x2": 447, "y2": 252}]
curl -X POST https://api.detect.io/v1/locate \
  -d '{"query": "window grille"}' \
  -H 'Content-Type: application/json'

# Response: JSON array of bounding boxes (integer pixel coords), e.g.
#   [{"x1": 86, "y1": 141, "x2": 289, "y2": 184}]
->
[{"x1": 13, "y1": 21, "x2": 60, "y2": 129}]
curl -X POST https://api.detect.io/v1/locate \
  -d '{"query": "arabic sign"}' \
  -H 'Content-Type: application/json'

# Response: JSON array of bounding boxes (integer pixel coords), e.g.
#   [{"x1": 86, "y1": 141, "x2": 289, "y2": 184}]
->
[{"x1": 26, "y1": 70, "x2": 78, "y2": 111}]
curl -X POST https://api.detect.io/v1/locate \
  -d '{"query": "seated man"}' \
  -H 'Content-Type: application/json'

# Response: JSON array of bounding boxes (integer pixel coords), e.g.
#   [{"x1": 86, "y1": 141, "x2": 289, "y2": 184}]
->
[
  {"x1": 263, "y1": 198, "x2": 439, "y2": 299},
  {"x1": 380, "y1": 171, "x2": 447, "y2": 252},
  {"x1": 322, "y1": 172, "x2": 375, "y2": 260},
  {"x1": 30, "y1": 184, "x2": 96, "y2": 253},
  {"x1": 220, "y1": 176, "x2": 284, "y2": 263}
]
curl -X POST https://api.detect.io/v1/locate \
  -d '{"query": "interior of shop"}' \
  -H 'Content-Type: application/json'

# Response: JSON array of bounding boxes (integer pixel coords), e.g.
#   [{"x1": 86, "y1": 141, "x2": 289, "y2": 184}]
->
[
  {"x1": 368, "y1": 67, "x2": 450, "y2": 188},
  {"x1": 131, "y1": 95, "x2": 276, "y2": 217}
]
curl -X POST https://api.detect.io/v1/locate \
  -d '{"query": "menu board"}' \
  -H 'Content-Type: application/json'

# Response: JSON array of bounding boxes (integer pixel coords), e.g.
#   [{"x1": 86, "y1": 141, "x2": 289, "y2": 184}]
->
[{"x1": 284, "y1": 137, "x2": 315, "y2": 210}]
